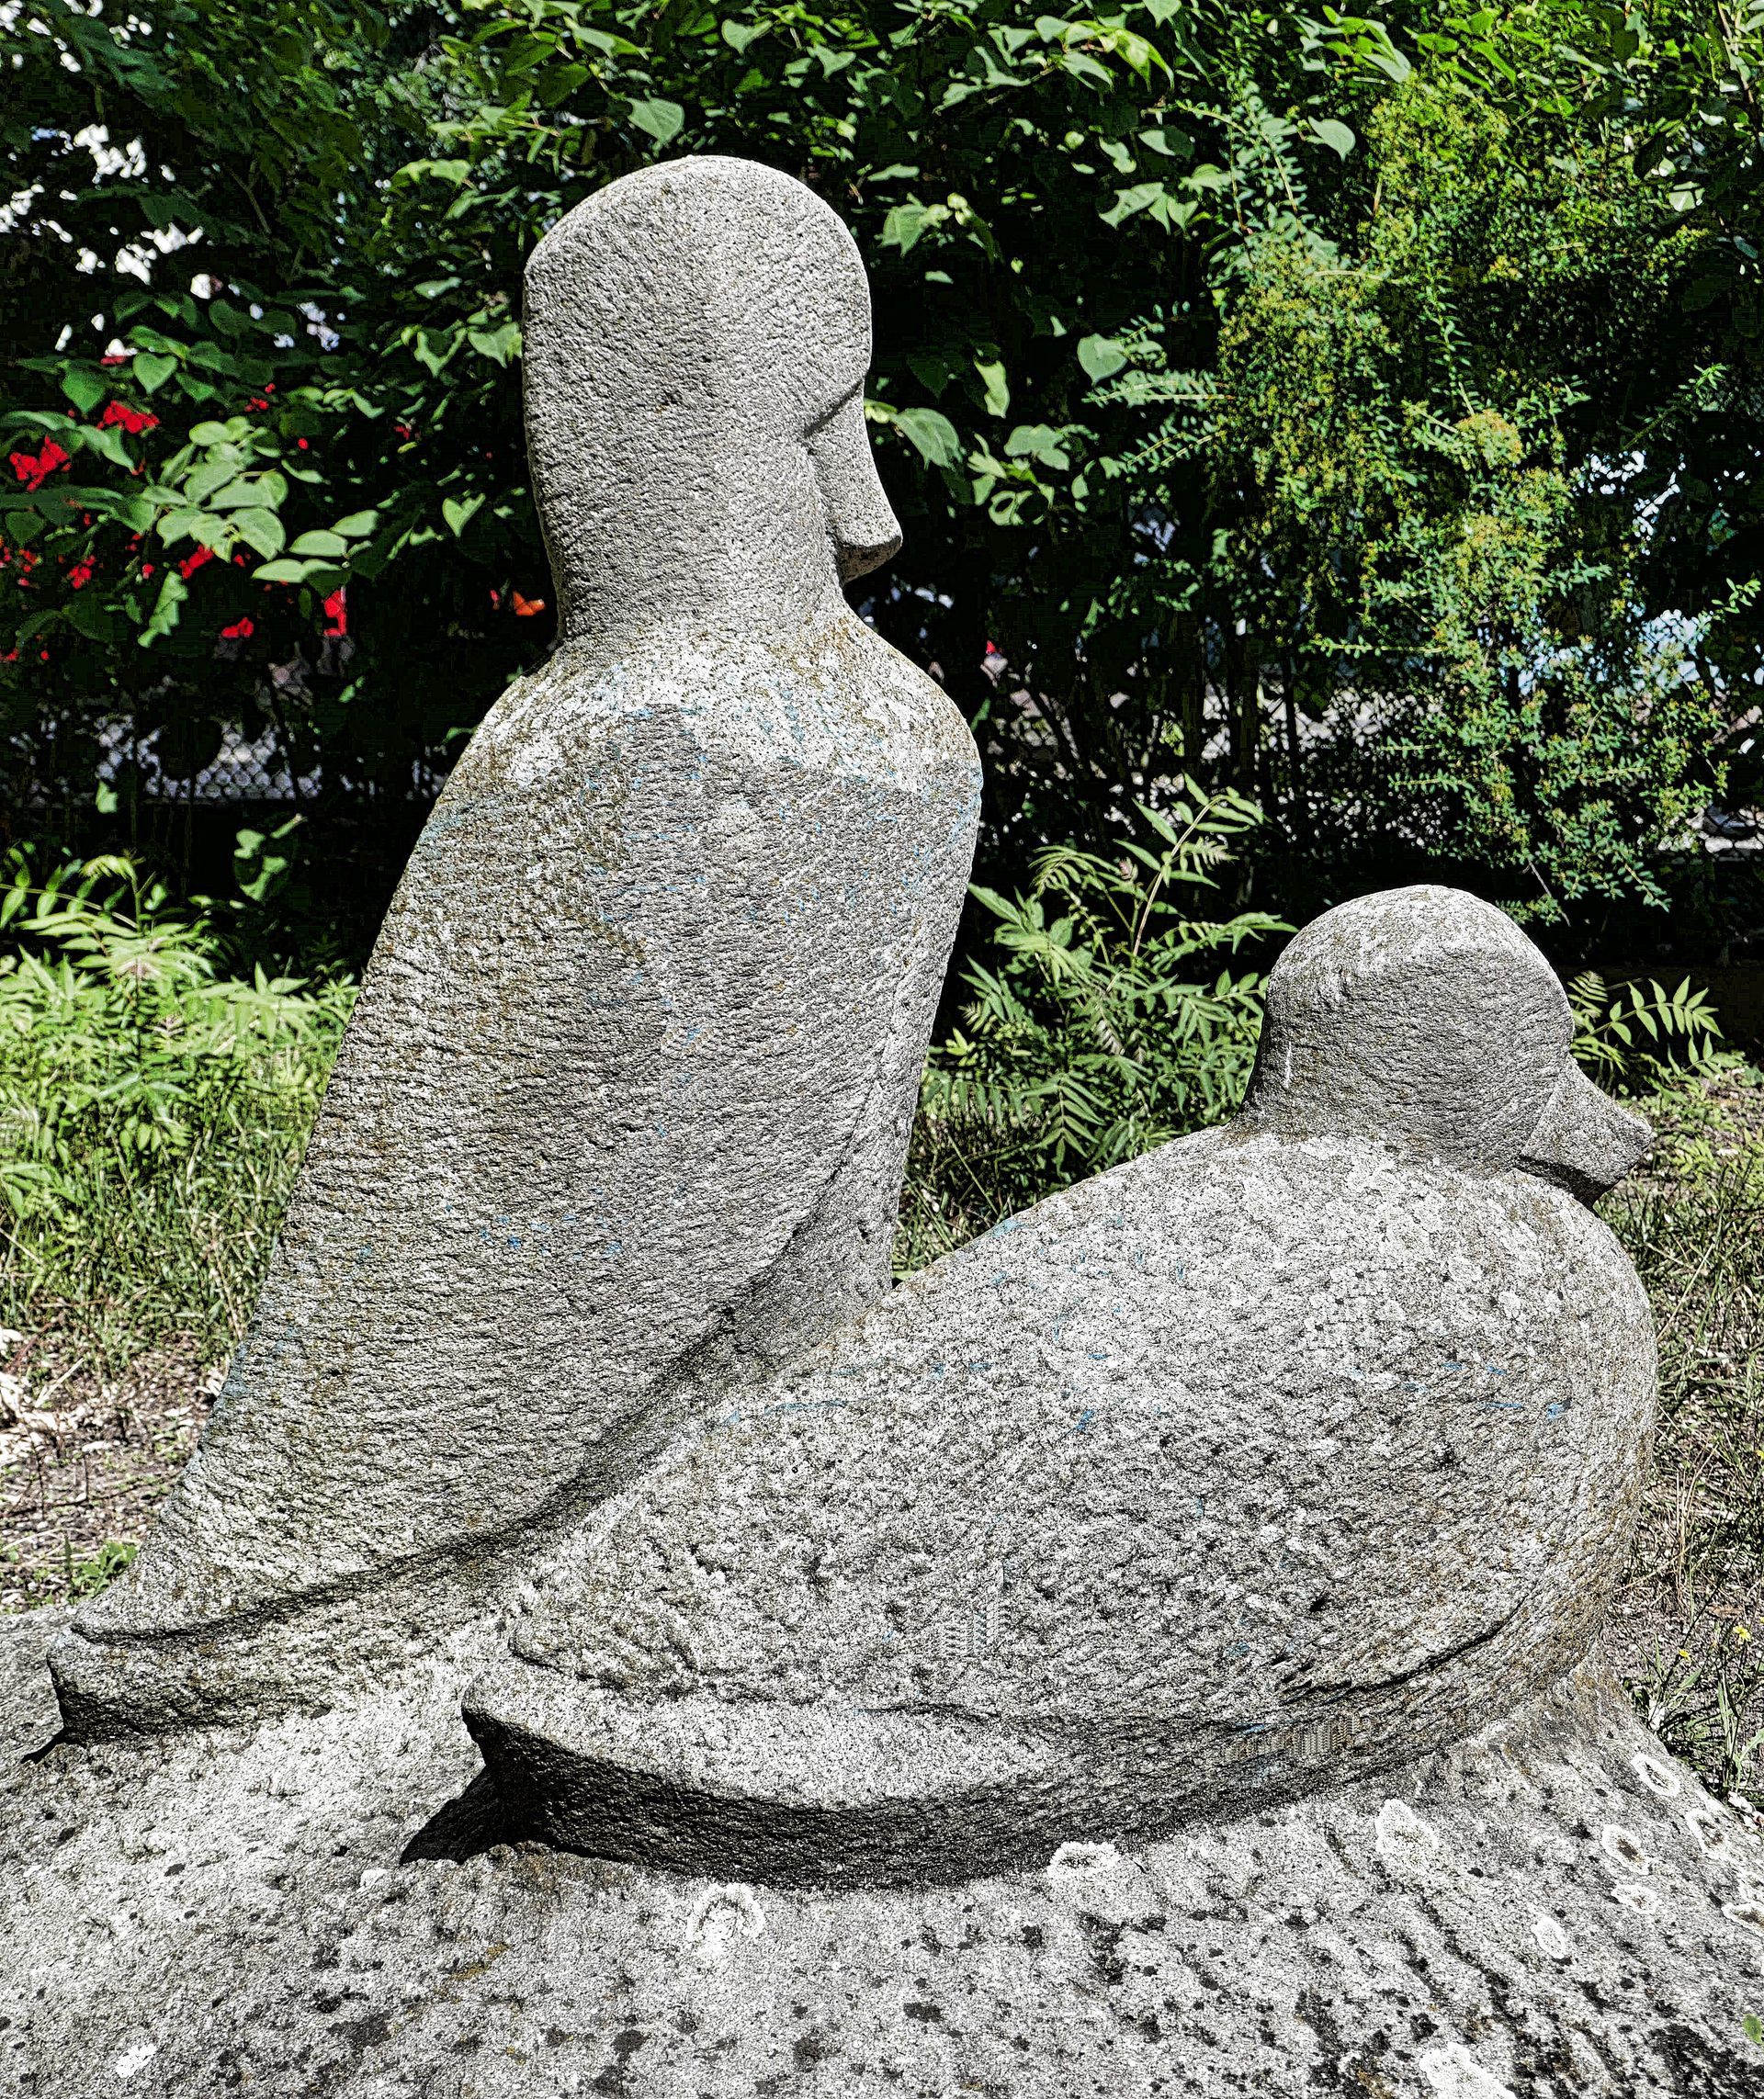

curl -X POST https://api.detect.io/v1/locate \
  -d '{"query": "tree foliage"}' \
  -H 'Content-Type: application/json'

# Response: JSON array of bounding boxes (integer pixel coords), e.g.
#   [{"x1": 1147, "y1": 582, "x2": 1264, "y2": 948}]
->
[{"x1": 2, "y1": 1, "x2": 1758, "y2": 954}]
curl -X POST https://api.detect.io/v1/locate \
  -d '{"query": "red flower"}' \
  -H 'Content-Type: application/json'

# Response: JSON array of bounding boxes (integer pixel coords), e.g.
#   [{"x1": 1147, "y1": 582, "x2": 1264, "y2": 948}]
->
[
  {"x1": 322, "y1": 588, "x2": 347, "y2": 638},
  {"x1": 98, "y1": 401, "x2": 157, "y2": 435},
  {"x1": 67, "y1": 559, "x2": 95, "y2": 591},
  {"x1": 178, "y1": 544, "x2": 216, "y2": 580},
  {"x1": 9, "y1": 438, "x2": 71, "y2": 491},
  {"x1": 220, "y1": 615, "x2": 254, "y2": 639}
]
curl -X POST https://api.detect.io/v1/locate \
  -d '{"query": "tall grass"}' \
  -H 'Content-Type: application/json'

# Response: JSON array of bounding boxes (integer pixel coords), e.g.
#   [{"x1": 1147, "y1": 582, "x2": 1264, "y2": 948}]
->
[{"x1": 0, "y1": 852, "x2": 352, "y2": 1369}]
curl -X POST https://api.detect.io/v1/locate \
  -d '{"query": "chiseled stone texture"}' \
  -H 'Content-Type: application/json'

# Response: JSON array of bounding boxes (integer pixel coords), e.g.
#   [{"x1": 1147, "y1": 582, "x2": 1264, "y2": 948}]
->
[
  {"x1": 461, "y1": 889, "x2": 1659, "y2": 1886},
  {"x1": 51, "y1": 157, "x2": 980, "y2": 1735},
  {"x1": 3, "y1": 1612, "x2": 1761, "y2": 2097}
]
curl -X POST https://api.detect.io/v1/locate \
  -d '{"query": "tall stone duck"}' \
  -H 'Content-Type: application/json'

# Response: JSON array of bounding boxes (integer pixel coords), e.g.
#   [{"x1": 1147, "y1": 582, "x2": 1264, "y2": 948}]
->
[
  {"x1": 52, "y1": 159, "x2": 981, "y2": 1735},
  {"x1": 464, "y1": 887, "x2": 1657, "y2": 1887}
]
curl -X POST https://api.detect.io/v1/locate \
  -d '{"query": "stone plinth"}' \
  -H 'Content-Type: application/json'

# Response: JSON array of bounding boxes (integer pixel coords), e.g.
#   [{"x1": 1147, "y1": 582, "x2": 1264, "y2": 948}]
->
[{"x1": 4, "y1": 1613, "x2": 1759, "y2": 2096}]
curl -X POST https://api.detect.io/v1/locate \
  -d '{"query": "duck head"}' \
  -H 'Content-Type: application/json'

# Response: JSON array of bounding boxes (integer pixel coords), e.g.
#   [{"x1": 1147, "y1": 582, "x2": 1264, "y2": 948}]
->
[
  {"x1": 523, "y1": 155, "x2": 900, "y2": 649},
  {"x1": 1240, "y1": 885, "x2": 1650, "y2": 1202}
]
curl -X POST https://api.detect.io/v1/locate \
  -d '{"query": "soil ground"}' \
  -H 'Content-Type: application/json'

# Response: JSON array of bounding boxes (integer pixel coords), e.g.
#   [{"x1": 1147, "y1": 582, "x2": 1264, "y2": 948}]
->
[{"x1": 0, "y1": 1327, "x2": 220, "y2": 1612}]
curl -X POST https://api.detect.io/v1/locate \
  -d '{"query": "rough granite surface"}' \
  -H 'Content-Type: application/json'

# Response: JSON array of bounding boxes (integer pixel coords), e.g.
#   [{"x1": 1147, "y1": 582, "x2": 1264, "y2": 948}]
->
[
  {"x1": 51, "y1": 157, "x2": 981, "y2": 1736},
  {"x1": 5, "y1": 1611, "x2": 1763, "y2": 2096}
]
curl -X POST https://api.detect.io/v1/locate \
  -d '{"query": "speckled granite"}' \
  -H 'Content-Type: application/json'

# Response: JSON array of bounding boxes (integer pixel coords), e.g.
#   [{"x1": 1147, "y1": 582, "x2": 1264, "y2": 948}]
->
[{"x1": 4, "y1": 1611, "x2": 1761, "y2": 2096}]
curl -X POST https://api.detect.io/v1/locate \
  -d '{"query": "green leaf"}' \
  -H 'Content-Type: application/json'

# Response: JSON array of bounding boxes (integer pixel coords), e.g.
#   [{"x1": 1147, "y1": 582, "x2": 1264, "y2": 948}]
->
[
  {"x1": 76, "y1": 425, "x2": 136, "y2": 470},
  {"x1": 333, "y1": 510, "x2": 379, "y2": 539},
  {"x1": 232, "y1": 509, "x2": 287, "y2": 559},
  {"x1": 537, "y1": 62, "x2": 591, "y2": 107},
  {"x1": 252, "y1": 558, "x2": 323, "y2": 583},
  {"x1": 628, "y1": 96, "x2": 685, "y2": 146},
  {"x1": 1138, "y1": 125, "x2": 1192, "y2": 159},
  {"x1": 61, "y1": 369, "x2": 108, "y2": 416},
  {"x1": 441, "y1": 494, "x2": 483, "y2": 537},
  {"x1": 977, "y1": 359, "x2": 1011, "y2": 418},
  {"x1": 133, "y1": 352, "x2": 178, "y2": 394},
  {"x1": 1006, "y1": 423, "x2": 1072, "y2": 470},
  {"x1": 157, "y1": 507, "x2": 210, "y2": 547},
  {"x1": 139, "y1": 570, "x2": 187, "y2": 648},
  {"x1": 1305, "y1": 118, "x2": 1357, "y2": 158},
  {"x1": 187, "y1": 457, "x2": 243, "y2": 504},
  {"x1": 289, "y1": 530, "x2": 348, "y2": 558},
  {"x1": 881, "y1": 202, "x2": 939, "y2": 254},
  {"x1": 1101, "y1": 183, "x2": 1167, "y2": 229},
  {"x1": 209, "y1": 477, "x2": 277, "y2": 511},
  {"x1": 1078, "y1": 334, "x2": 1128, "y2": 382},
  {"x1": 409, "y1": 327, "x2": 456, "y2": 377},
  {"x1": 468, "y1": 321, "x2": 523, "y2": 366},
  {"x1": 889, "y1": 407, "x2": 965, "y2": 469}
]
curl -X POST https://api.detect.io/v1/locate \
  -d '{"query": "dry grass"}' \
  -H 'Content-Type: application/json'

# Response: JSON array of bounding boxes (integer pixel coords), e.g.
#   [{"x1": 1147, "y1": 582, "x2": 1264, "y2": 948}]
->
[{"x1": 1604, "y1": 1070, "x2": 1764, "y2": 1794}]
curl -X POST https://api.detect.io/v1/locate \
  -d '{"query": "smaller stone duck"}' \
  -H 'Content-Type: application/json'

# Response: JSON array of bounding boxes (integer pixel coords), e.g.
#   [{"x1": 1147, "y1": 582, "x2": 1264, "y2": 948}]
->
[{"x1": 464, "y1": 886, "x2": 1657, "y2": 1888}]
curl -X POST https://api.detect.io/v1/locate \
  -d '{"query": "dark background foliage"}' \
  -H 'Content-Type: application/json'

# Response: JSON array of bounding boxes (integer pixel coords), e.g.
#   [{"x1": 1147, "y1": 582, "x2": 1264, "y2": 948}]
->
[{"x1": 3, "y1": 0, "x2": 1760, "y2": 975}]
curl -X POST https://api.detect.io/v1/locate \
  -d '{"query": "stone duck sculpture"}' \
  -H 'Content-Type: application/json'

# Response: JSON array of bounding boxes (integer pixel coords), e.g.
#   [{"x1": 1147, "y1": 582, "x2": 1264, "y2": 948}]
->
[
  {"x1": 464, "y1": 886, "x2": 1657, "y2": 1887},
  {"x1": 52, "y1": 158, "x2": 980, "y2": 1737}
]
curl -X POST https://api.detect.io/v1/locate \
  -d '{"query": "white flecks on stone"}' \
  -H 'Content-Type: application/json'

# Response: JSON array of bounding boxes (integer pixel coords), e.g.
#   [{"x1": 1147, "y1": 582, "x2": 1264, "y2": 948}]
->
[
  {"x1": 1723, "y1": 1897, "x2": 1764, "y2": 1939},
  {"x1": 1686, "y1": 1806, "x2": 1737, "y2": 1862},
  {"x1": 1600, "y1": 1824, "x2": 1650, "y2": 1875},
  {"x1": 1418, "y1": 2039, "x2": 1518, "y2": 2099},
  {"x1": 1047, "y1": 1840, "x2": 1123, "y2": 1879},
  {"x1": 1632, "y1": 1751, "x2": 1680, "y2": 1798},
  {"x1": 113, "y1": 2040, "x2": 158, "y2": 2080},
  {"x1": 359, "y1": 1867, "x2": 390, "y2": 1891},
  {"x1": 1530, "y1": 1910, "x2": 1571, "y2": 1960},
  {"x1": 1375, "y1": 1798, "x2": 1442, "y2": 1863},
  {"x1": 1611, "y1": 1879, "x2": 1662, "y2": 1917},
  {"x1": 685, "y1": 1881, "x2": 766, "y2": 1966}
]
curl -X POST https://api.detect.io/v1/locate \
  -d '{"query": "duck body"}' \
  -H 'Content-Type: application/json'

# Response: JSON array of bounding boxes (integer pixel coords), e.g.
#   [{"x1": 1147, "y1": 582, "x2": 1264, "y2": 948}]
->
[{"x1": 468, "y1": 1114, "x2": 1655, "y2": 1885}]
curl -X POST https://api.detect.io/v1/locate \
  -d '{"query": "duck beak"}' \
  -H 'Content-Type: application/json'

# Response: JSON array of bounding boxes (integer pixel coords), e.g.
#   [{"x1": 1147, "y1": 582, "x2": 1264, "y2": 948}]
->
[{"x1": 1517, "y1": 1064, "x2": 1652, "y2": 1204}]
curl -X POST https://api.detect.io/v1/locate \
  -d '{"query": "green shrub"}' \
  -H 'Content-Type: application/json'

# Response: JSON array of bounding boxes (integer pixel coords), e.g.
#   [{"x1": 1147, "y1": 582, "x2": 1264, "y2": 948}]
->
[
  {"x1": 0, "y1": 851, "x2": 352, "y2": 1362},
  {"x1": 898, "y1": 782, "x2": 1283, "y2": 1268}
]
